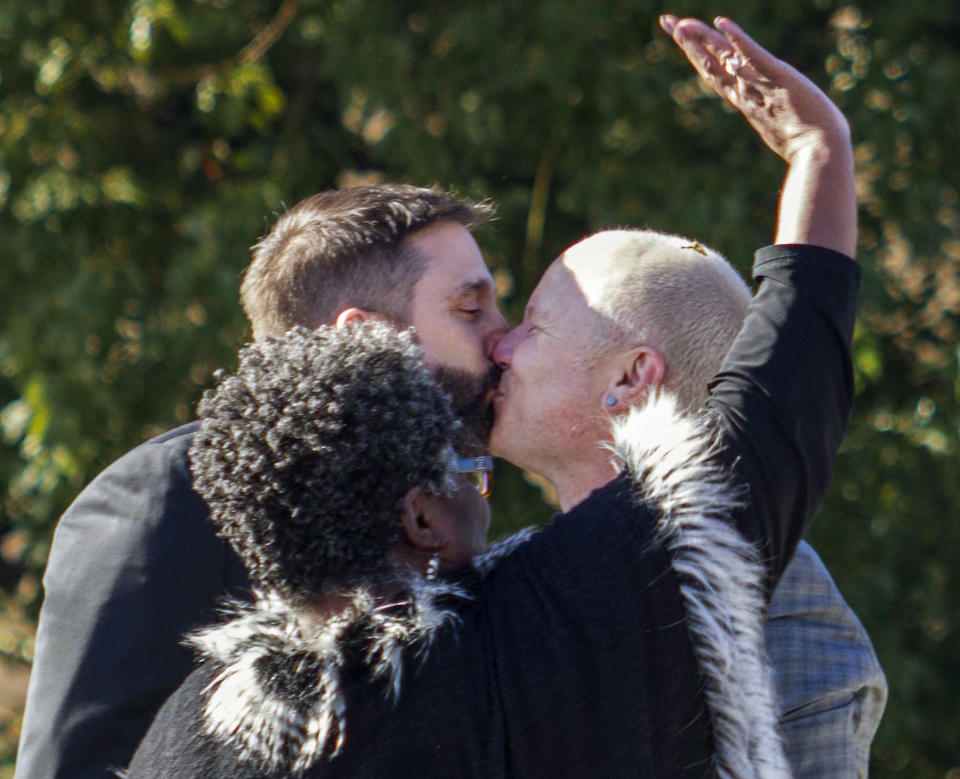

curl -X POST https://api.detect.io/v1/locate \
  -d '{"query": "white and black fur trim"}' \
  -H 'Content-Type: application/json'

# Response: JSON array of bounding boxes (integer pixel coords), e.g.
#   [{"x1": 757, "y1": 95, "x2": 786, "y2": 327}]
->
[
  {"x1": 189, "y1": 576, "x2": 467, "y2": 775},
  {"x1": 610, "y1": 393, "x2": 791, "y2": 779},
  {"x1": 188, "y1": 534, "x2": 532, "y2": 776}
]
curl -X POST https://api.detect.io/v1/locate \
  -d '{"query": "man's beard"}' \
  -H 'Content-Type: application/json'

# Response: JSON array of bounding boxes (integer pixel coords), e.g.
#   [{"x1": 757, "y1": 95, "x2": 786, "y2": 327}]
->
[{"x1": 433, "y1": 364, "x2": 501, "y2": 457}]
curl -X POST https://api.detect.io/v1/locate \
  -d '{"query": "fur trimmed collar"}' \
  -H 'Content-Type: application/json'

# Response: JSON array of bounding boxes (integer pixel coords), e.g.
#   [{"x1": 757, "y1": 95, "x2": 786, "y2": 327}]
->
[
  {"x1": 190, "y1": 578, "x2": 466, "y2": 774},
  {"x1": 189, "y1": 536, "x2": 529, "y2": 775},
  {"x1": 611, "y1": 393, "x2": 791, "y2": 779}
]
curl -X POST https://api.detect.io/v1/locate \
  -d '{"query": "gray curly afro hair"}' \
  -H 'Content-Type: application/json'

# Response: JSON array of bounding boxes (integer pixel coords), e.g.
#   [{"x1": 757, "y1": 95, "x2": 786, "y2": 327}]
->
[{"x1": 189, "y1": 323, "x2": 458, "y2": 602}]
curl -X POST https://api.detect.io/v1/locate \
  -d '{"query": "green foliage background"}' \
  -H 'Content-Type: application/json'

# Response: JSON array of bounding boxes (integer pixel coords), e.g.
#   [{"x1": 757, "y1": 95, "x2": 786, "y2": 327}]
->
[{"x1": 1, "y1": 0, "x2": 958, "y2": 774}]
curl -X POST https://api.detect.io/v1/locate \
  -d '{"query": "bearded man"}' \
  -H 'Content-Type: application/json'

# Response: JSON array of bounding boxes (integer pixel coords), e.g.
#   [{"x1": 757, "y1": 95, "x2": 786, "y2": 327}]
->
[{"x1": 16, "y1": 186, "x2": 509, "y2": 778}]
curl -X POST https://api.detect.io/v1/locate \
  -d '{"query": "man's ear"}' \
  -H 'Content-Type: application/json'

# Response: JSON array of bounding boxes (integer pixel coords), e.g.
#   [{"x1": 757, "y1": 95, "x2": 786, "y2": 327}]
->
[
  {"x1": 399, "y1": 487, "x2": 445, "y2": 552},
  {"x1": 606, "y1": 346, "x2": 666, "y2": 409},
  {"x1": 335, "y1": 307, "x2": 386, "y2": 329}
]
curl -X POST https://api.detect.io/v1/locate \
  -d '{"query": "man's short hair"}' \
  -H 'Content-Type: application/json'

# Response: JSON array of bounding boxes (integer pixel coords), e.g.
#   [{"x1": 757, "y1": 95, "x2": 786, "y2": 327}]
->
[
  {"x1": 190, "y1": 323, "x2": 458, "y2": 602},
  {"x1": 591, "y1": 229, "x2": 751, "y2": 411},
  {"x1": 241, "y1": 185, "x2": 494, "y2": 339}
]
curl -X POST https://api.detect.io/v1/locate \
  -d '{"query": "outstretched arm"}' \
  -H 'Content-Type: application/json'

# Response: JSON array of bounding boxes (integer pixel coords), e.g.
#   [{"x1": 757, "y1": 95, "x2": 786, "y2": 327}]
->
[
  {"x1": 657, "y1": 16, "x2": 860, "y2": 584},
  {"x1": 661, "y1": 21, "x2": 878, "y2": 773},
  {"x1": 660, "y1": 15, "x2": 856, "y2": 257}
]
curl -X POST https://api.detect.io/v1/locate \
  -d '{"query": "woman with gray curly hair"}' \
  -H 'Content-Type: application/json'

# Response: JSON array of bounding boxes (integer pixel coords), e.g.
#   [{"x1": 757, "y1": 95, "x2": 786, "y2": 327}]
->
[
  {"x1": 189, "y1": 322, "x2": 486, "y2": 601},
  {"x1": 128, "y1": 322, "x2": 498, "y2": 777}
]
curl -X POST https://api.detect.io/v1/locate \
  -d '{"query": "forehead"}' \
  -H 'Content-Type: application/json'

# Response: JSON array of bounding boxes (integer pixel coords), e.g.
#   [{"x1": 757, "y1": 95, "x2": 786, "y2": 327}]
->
[
  {"x1": 526, "y1": 258, "x2": 595, "y2": 327},
  {"x1": 405, "y1": 220, "x2": 493, "y2": 296},
  {"x1": 529, "y1": 259, "x2": 575, "y2": 306}
]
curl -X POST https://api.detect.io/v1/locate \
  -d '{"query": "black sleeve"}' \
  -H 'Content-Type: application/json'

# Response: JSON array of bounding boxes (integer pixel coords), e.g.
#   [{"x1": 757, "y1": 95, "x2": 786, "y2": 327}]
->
[
  {"x1": 705, "y1": 244, "x2": 859, "y2": 588},
  {"x1": 14, "y1": 425, "x2": 250, "y2": 779}
]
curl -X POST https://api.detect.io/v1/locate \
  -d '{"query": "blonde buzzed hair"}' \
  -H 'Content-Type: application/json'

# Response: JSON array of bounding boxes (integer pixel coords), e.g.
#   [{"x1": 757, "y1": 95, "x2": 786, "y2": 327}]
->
[{"x1": 590, "y1": 229, "x2": 751, "y2": 411}]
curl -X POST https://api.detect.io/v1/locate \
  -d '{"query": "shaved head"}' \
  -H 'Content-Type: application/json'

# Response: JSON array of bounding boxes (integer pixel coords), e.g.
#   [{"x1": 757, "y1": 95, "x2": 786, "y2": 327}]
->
[{"x1": 563, "y1": 229, "x2": 751, "y2": 411}]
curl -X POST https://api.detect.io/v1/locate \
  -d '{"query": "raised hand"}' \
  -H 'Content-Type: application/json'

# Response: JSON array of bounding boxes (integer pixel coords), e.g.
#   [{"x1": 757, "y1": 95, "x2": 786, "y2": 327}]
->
[
  {"x1": 659, "y1": 15, "x2": 849, "y2": 166},
  {"x1": 660, "y1": 14, "x2": 856, "y2": 257}
]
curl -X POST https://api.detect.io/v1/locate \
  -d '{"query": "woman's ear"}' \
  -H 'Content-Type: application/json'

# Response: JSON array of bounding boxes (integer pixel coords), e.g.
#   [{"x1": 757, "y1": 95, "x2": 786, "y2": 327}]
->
[
  {"x1": 606, "y1": 346, "x2": 666, "y2": 409},
  {"x1": 399, "y1": 487, "x2": 444, "y2": 552}
]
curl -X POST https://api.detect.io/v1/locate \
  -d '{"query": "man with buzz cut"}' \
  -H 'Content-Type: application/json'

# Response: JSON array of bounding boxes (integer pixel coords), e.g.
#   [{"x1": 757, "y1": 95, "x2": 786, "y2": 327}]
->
[{"x1": 487, "y1": 14, "x2": 886, "y2": 777}]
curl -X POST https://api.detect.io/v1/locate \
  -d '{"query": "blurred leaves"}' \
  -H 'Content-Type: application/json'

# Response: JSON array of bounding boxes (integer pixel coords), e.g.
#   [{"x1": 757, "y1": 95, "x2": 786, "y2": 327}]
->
[{"x1": 1, "y1": 0, "x2": 958, "y2": 775}]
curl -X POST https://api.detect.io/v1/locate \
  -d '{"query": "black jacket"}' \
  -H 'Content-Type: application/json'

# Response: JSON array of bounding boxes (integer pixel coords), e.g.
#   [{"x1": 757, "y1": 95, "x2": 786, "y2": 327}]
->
[{"x1": 126, "y1": 245, "x2": 860, "y2": 778}]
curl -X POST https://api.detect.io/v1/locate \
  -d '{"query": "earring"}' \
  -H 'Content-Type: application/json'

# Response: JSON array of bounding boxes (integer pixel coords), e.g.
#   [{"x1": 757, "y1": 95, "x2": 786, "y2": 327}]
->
[
  {"x1": 425, "y1": 554, "x2": 440, "y2": 582},
  {"x1": 605, "y1": 395, "x2": 617, "y2": 407}
]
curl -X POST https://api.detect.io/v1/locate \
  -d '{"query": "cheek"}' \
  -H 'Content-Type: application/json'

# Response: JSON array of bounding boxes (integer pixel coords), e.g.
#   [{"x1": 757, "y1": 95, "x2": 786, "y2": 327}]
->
[
  {"x1": 427, "y1": 320, "x2": 488, "y2": 373},
  {"x1": 537, "y1": 366, "x2": 603, "y2": 432},
  {"x1": 413, "y1": 317, "x2": 450, "y2": 357},
  {"x1": 519, "y1": 347, "x2": 578, "y2": 403},
  {"x1": 507, "y1": 339, "x2": 544, "y2": 388},
  {"x1": 525, "y1": 339, "x2": 572, "y2": 383}
]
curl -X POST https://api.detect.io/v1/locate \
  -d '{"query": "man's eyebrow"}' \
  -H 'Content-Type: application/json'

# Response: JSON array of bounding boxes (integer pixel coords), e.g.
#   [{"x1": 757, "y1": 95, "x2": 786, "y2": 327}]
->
[{"x1": 452, "y1": 279, "x2": 492, "y2": 298}]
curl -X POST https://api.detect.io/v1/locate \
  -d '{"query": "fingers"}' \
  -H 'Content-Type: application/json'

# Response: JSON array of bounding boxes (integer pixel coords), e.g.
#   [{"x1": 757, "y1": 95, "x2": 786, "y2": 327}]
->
[
  {"x1": 660, "y1": 14, "x2": 851, "y2": 165},
  {"x1": 660, "y1": 15, "x2": 740, "y2": 99},
  {"x1": 713, "y1": 17, "x2": 786, "y2": 80},
  {"x1": 663, "y1": 16, "x2": 734, "y2": 64},
  {"x1": 659, "y1": 14, "x2": 678, "y2": 36}
]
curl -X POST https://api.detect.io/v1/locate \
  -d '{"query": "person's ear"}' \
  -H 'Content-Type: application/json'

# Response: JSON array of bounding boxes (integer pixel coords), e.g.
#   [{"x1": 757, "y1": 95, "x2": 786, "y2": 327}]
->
[
  {"x1": 399, "y1": 487, "x2": 445, "y2": 552},
  {"x1": 334, "y1": 307, "x2": 387, "y2": 329},
  {"x1": 604, "y1": 346, "x2": 666, "y2": 410}
]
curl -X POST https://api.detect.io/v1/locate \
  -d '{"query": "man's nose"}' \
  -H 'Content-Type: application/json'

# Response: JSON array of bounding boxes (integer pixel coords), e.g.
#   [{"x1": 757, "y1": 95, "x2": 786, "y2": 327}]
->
[
  {"x1": 491, "y1": 327, "x2": 518, "y2": 369},
  {"x1": 483, "y1": 309, "x2": 510, "y2": 361}
]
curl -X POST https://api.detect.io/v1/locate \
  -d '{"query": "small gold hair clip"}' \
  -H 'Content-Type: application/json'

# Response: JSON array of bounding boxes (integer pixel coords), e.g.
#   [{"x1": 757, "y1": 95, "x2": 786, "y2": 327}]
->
[{"x1": 681, "y1": 242, "x2": 708, "y2": 255}]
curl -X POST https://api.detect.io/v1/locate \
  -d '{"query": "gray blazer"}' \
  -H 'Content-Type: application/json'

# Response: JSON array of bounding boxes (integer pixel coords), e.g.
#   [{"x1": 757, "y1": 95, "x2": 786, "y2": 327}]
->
[{"x1": 15, "y1": 423, "x2": 249, "y2": 779}]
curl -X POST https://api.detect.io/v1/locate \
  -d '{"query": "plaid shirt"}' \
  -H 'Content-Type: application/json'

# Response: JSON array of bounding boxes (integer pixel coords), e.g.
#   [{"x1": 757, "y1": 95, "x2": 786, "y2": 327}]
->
[{"x1": 766, "y1": 541, "x2": 888, "y2": 778}]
